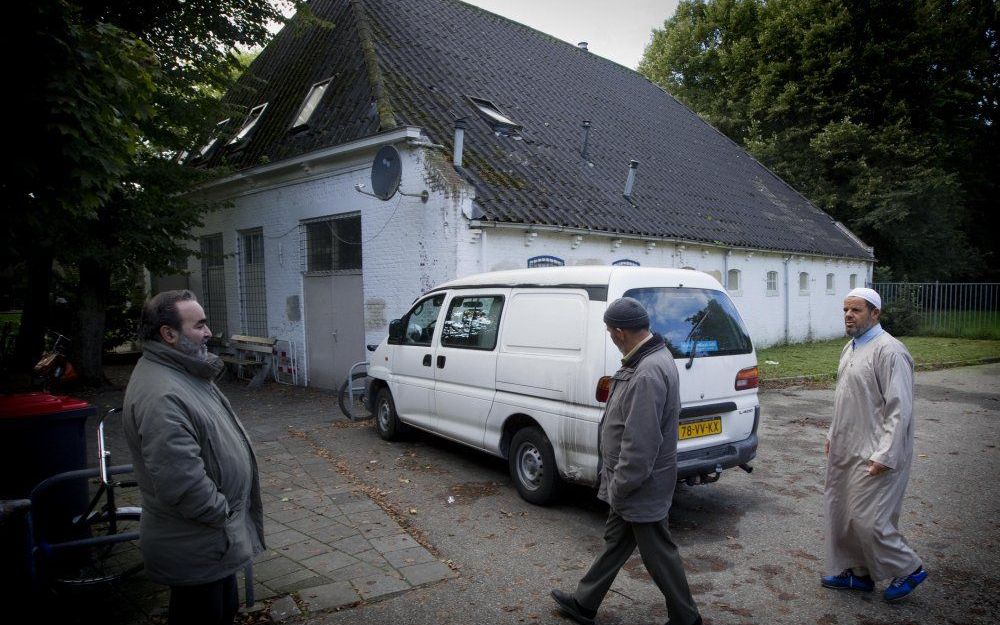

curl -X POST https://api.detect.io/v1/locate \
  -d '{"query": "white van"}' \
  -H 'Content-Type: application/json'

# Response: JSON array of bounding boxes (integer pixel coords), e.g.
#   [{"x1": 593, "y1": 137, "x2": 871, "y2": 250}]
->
[{"x1": 366, "y1": 266, "x2": 760, "y2": 504}]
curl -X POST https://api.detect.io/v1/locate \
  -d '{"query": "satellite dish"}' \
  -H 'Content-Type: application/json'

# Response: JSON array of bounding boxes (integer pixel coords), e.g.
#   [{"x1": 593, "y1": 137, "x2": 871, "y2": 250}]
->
[{"x1": 371, "y1": 145, "x2": 402, "y2": 200}]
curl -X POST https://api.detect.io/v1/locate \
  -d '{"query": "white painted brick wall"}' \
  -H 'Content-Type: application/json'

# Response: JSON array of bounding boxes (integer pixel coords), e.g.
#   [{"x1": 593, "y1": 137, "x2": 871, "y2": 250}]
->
[{"x1": 186, "y1": 142, "x2": 872, "y2": 386}]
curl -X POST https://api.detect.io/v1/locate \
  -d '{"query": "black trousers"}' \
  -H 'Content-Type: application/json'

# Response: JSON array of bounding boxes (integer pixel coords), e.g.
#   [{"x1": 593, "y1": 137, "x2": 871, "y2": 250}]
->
[
  {"x1": 575, "y1": 509, "x2": 700, "y2": 625},
  {"x1": 168, "y1": 573, "x2": 239, "y2": 625}
]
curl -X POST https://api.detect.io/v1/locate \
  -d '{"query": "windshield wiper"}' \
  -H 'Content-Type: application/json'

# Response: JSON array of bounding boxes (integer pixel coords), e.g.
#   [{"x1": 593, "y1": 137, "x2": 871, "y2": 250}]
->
[{"x1": 684, "y1": 307, "x2": 711, "y2": 370}]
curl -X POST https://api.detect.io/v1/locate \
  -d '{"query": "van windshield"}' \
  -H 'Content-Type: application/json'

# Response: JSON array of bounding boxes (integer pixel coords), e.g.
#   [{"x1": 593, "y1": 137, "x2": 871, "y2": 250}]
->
[{"x1": 623, "y1": 287, "x2": 753, "y2": 358}]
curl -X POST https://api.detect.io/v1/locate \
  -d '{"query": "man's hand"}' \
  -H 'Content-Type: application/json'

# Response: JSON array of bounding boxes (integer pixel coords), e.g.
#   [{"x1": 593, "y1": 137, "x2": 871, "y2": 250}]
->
[
  {"x1": 824, "y1": 439, "x2": 829, "y2": 456},
  {"x1": 867, "y1": 461, "x2": 889, "y2": 476}
]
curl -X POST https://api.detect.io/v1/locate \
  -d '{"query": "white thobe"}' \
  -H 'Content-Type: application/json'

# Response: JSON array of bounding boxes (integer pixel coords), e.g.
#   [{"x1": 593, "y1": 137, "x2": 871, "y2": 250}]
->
[{"x1": 825, "y1": 330, "x2": 922, "y2": 580}]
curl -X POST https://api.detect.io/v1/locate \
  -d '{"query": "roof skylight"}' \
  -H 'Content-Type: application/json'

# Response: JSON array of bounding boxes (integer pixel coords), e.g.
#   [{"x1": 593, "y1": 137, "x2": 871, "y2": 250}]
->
[
  {"x1": 292, "y1": 79, "x2": 331, "y2": 129},
  {"x1": 196, "y1": 118, "x2": 230, "y2": 158},
  {"x1": 467, "y1": 96, "x2": 522, "y2": 137},
  {"x1": 229, "y1": 103, "x2": 268, "y2": 144}
]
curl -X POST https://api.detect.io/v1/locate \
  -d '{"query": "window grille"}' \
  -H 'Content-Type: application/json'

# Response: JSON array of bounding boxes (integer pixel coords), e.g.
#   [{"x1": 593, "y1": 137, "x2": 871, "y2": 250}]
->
[
  {"x1": 200, "y1": 234, "x2": 228, "y2": 337},
  {"x1": 302, "y1": 214, "x2": 362, "y2": 273},
  {"x1": 766, "y1": 271, "x2": 779, "y2": 295},
  {"x1": 238, "y1": 228, "x2": 268, "y2": 336},
  {"x1": 527, "y1": 255, "x2": 564, "y2": 268},
  {"x1": 612, "y1": 259, "x2": 640, "y2": 267}
]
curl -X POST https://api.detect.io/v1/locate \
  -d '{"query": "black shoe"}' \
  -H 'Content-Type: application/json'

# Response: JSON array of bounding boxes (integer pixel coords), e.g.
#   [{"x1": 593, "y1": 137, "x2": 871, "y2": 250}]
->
[{"x1": 551, "y1": 589, "x2": 596, "y2": 625}]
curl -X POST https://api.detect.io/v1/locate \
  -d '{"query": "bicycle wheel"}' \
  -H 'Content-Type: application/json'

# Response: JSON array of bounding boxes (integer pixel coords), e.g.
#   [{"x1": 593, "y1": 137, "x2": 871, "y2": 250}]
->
[
  {"x1": 49, "y1": 508, "x2": 143, "y2": 588},
  {"x1": 338, "y1": 371, "x2": 370, "y2": 421}
]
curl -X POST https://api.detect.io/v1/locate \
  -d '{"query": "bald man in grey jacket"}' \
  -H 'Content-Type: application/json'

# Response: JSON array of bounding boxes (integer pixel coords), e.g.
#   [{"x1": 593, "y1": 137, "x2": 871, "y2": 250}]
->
[{"x1": 552, "y1": 297, "x2": 702, "y2": 625}]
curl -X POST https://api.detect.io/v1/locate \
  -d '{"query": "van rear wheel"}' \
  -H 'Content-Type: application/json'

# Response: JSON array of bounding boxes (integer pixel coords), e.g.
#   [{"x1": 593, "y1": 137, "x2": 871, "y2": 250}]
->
[
  {"x1": 509, "y1": 427, "x2": 560, "y2": 505},
  {"x1": 374, "y1": 388, "x2": 403, "y2": 440}
]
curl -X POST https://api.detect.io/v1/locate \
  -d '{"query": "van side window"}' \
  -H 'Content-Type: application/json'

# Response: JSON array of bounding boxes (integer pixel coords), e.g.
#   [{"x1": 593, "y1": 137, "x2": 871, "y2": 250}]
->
[
  {"x1": 441, "y1": 295, "x2": 504, "y2": 350},
  {"x1": 401, "y1": 295, "x2": 444, "y2": 346}
]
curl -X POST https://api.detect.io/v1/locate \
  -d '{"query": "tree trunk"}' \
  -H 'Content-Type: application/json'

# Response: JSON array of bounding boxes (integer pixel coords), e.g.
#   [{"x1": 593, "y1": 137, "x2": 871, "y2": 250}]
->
[
  {"x1": 12, "y1": 249, "x2": 53, "y2": 372},
  {"x1": 76, "y1": 257, "x2": 111, "y2": 385}
]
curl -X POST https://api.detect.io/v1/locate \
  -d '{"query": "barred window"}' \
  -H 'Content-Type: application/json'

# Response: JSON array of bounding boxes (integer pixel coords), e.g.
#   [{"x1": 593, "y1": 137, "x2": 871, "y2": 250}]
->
[
  {"x1": 305, "y1": 215, "x2": 362, "y2": 273},
  {"x1": 200, "y1": 234, "x2": 228, "y2": 337},
  {"x1": 766, "y1": 271, "x2": 779, "y2": 295}
]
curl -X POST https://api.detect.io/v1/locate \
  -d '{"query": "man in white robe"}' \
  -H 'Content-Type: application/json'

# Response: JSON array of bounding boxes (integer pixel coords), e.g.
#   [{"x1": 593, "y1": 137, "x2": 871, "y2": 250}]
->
[{"x1": 823, "y1": 287, "x2": 927, "y2": 602}]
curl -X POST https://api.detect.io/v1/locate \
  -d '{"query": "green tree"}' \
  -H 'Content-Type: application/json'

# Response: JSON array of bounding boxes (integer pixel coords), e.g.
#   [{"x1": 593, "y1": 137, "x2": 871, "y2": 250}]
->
[
  {"x1": 640, "y1": 0, "x2": 998, "y2": 281},
  {"x1": 5, "y1": 1, "x2": 292, "y2": 383}
]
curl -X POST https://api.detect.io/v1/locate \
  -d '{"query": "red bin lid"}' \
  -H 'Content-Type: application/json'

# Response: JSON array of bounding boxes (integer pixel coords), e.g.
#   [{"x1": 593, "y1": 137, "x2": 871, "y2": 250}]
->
[{"x1": 0, "y1": 392, "x2": 91, "y2": 418}]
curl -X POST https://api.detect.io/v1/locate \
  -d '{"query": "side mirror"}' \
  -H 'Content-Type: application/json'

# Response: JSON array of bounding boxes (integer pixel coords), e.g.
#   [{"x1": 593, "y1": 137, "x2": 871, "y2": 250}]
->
[{"x1": 388, "y1": 319, "x2": 404, "y2": 344}]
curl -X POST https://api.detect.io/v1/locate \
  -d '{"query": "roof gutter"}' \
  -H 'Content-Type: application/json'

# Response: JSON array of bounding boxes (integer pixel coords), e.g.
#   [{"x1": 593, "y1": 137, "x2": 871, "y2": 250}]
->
[
  {"x1": 191, "y1": 126, "x2": 424, "y2": 196},
  {"x1": 468, "y1": 220, "x2": 875, "y2": 262}
]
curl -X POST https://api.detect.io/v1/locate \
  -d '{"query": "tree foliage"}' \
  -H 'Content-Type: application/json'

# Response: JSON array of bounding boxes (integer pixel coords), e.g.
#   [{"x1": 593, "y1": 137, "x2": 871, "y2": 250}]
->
[
  {"x1": 4, "y1": 1, "x2": 292, "y2": 382},
  {"x1": 640, "y1": 0, "x2": 998, "y2": 281}
]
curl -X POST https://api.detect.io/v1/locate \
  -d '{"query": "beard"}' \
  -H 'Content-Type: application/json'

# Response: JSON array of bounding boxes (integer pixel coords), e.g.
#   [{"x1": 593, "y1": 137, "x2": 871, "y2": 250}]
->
[
  {"x1": 176, "y1": 334, "x2": 209, "y2": 360},
  {"x1": 845, "y1": 319, "x2": 875, "y2": 338}
]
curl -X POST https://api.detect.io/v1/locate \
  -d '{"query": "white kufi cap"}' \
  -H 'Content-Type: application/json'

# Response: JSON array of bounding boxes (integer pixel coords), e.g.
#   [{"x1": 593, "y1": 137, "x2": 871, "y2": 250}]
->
[{"x1": 845, "y1": 287, "x2": 881, "y2": 310}]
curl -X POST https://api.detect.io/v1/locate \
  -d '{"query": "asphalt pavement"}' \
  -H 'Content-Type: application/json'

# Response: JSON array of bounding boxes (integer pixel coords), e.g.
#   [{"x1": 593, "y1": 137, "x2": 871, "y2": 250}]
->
[{"x1": 60, "y1": 362, "x2": 1000, "y2": 625}]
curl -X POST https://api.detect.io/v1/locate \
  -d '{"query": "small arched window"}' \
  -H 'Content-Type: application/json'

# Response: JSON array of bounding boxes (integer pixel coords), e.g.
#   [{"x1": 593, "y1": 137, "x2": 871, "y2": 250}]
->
[
  {"x1": 527, "y1": 255, "x2": 564, "y2": 268},
  {"x1": 799, "y1": 272, "x2": 810, "y2": 294},
  {"x1": 707, "y1": 270, "x2": 723, "y2": 285},
  {"x1": 727, "y1": 269, "x2": 741, "y2": 293},
  {"x1": 826, "y1": 273, "x2": 835, "y2": 294},
  {"x1": 849, "y1": 274, "x2": 858, "y2": 289},
  {"x1": 612, "y1": 259, "x2": 640, "y2": 267},
  {"x1": 766, "y1": 271, "x2": 779, "y2": 295}
]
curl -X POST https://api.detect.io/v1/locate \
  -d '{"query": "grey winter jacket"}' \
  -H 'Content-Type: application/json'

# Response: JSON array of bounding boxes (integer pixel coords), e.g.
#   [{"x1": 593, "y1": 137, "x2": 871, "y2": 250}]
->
[
  {"x1": 597, "y1": 334, "x2": 680, "y2": 523},
  {"x1": 123, "y1": 341, "x2": 265, "y2": 586}
]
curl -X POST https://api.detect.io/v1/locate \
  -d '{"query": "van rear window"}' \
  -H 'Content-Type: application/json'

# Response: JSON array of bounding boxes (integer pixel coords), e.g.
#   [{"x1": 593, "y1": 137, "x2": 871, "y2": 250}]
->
[{"x1": 623, "y1": 287, "x2": 753, "y2": 358}]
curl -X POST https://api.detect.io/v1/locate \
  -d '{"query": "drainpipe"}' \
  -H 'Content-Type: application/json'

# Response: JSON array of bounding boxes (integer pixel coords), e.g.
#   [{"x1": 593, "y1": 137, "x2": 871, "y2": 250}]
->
[
  {"x1": 723, "y1": 249, "x2": 731, "y2": 289},
  {"x1": 453, "y1": 118, "x2": 467, "y2": 168},
  {"x1": 783, "y1": 255, "x2": 792, "y2": 343}
]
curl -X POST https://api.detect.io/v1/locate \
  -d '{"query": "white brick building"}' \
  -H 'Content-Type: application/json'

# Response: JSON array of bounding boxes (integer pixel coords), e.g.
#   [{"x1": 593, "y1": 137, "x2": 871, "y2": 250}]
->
[{"x1": 178, "y1": 0, "x2": 874, "y2": 388}]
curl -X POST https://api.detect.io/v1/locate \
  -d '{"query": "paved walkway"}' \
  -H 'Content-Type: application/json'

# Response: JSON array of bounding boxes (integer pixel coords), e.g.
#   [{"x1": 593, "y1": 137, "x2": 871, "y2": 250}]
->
[{"x1": 74, "y1": 371, "x2": 454, "y2": 623}]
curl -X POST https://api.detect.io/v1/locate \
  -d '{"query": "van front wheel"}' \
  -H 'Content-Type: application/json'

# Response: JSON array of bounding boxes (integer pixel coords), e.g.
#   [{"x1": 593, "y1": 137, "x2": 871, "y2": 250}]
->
[
  {"x1": 374, "y1": 388, "x2": 403, "y2": 440},
  {"x1": 509, "y1": 427, "x2": 561, "y2": 505}
]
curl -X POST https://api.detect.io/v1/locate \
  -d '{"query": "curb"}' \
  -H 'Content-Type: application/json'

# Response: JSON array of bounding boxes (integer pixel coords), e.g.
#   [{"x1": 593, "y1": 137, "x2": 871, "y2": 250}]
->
[{"x1": 759, "y1": 357, "x2": 1000, "y2": 389}]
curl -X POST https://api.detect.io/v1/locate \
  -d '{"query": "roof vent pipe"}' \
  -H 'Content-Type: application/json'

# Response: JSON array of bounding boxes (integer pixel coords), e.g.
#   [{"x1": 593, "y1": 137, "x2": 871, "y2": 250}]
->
[
  {"x1": 623, "y1": 160, "x2": 639, "y2": 200},
  {"x1": 581, "y1": 121, "x2": 592, "y2": 160},
  {"x1": 578, "y1": 41, "x2": 588, "y2": 51},
  {"x1": 453, "y1": 118, "x2": 467, "y2": 168}
]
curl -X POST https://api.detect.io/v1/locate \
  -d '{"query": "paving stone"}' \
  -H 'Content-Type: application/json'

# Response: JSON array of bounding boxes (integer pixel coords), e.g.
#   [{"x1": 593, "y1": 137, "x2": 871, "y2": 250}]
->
[
  {"x1": 286, "y1": 512, "x2": 339, "y2": 534},
  {"x1": 398, "y1": 560, "x2": 455, "y2": 586},
  {"x1": 351, "y1": 573, "x2": 411, "y2": 600},
  {"x1": 330, "y1": 534, "x2": 374, "y2": 555},
  {"x1": 383, "y1": 545, "x2": 437, "y2": 568},
  {"x1": 339, "y1": 498, "x2": 380, "y2": 514},
  {"x1": 268, "y1": 505, "x2": 313, "y2": 524},
  {"x1": 269, "y1": 595, "x2": 300, "y2": 623},
  {"x1": 299, "y1": 581, "x2": 361, "y2": 612},
  {"x1": 279, "y1": 537, "x2": 331, "y2": 561},
  {"x1": 345, "y1": 509, "x2": 393, "y2": 525},
  {"x1": 254, "y1": 555, "x2": 303, "y2": 582},
  {"x1": 369, "y1": 533, "x2": 419, "y2": 553},
  {"x1": 266, "y1": 569, "x2": 329, "y2": 594},
  {"x1": 305, "y1": 520, "x2": 358, "y2": 543},
  {"x1": 358, "y1": 521, "x2": 401, "y2": 539},
  {"x1": 267, "y1": 528, "x2": 310, "y2": 550},
  {"x1": 300, "y1": 550, "x2": 359, "y2": 576},
  {"x1": 325, "y1": 561, "x2": 387, "y2": 583},
  {"x1": 354, "y1": 548, "x2": 393, "y2": 569}
]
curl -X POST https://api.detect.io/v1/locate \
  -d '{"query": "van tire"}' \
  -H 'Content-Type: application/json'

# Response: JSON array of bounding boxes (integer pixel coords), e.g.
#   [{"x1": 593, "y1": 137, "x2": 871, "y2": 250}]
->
[
  {"x1": 374, "y1": 388, "x2": 403, "y2": 440},
  {"x1": 509, "y1": 427, "x2": 561, "y2": 505}
]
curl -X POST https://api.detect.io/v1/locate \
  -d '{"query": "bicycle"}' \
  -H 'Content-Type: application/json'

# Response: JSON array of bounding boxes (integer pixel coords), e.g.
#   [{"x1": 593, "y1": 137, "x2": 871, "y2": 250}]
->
[
  {"x1": 338, "y1": 363, "x2": 370, "y2": 421},
  {"x1": 25, "y1": 407, "x2": 143, "y2": 590}
]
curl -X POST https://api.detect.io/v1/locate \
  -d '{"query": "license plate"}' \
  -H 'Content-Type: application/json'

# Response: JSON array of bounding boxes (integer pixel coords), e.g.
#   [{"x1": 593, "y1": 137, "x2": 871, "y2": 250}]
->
[{"x1": 679, "y1": 417, "x2": 722, "y2": 440}]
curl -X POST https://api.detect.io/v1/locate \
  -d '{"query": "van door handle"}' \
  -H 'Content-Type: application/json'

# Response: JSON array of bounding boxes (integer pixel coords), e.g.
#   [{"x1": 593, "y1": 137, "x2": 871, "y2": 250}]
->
[
  {"x1": 422, "y1": 354, "x2": 432, "y2": 367},
  {"x1": 437, "y1": 355, "x2": 446, "y2": 368}
]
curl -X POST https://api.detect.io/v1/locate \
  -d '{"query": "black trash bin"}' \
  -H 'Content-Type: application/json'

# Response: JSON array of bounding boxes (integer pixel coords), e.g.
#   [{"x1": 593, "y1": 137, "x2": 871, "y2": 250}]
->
[{"x1": 0, "y1": 392, "x2": 93, "y2": 597}]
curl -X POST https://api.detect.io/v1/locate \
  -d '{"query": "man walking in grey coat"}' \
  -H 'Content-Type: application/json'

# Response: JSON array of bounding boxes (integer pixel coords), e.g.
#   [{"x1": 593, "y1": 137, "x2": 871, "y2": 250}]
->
[
  {"x1": 124, "y1": 290, "x2": 264, "y2": 625},
  {"x1": 551, "y1": 297, "x2": 701, "y2": 625}
]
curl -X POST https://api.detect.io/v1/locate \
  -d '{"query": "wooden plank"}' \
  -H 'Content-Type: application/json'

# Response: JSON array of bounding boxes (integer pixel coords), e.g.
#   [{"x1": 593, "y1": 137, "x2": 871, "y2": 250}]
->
[
  {"x1": 235, "y1": 343, "x2": 274, "y2": 354},
  {"x1": 230, "y1": 334, "x2": 276, "y2": 346}
]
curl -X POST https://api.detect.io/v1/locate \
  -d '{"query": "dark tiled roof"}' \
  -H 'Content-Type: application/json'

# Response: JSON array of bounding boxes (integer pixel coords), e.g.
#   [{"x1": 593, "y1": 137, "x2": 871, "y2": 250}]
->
[{"x1": 209, "y1": 0, "x2": 873, "y2": 259}]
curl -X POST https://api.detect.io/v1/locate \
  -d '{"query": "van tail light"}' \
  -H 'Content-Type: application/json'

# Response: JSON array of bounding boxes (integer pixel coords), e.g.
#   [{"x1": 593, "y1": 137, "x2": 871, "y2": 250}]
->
[
  {"x1": 596, "y1": 376, "x2": 612, "y2": 402},
  {"x1": 735, "y1": 366, "x2": 759, "y2": 391}
]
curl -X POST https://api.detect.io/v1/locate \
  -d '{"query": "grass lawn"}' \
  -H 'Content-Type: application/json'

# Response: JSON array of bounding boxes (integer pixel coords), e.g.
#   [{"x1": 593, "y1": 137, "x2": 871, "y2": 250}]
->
[{"x1": 757, "y1": 336, "x2": 1000, "y2": 382}]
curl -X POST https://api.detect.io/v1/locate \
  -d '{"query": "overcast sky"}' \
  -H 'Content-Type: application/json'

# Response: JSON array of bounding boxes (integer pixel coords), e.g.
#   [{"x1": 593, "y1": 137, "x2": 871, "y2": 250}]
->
[{"x1": 462, "y1": 0, "x2": 681, "y2": 69}]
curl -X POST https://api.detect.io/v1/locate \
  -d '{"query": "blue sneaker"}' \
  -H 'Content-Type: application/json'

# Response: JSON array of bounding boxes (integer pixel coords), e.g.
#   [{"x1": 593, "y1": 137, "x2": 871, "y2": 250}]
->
[
  {"x1": 883, "y1": 567, "x2": 928, "y2": 602},
  {"x1": 821, "y1": 569, "x2": 875, "y2": 591}
]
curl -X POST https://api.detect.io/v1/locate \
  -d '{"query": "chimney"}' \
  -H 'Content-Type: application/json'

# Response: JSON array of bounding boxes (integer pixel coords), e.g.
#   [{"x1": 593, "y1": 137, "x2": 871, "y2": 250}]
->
[
  {"x1": 453, "y1": 118, "x2": 467, "y2": 168},
  {"x1": 623, "y1": 160, "x2": 639, "y2": 200},
  {"x1": 581, "y1": 120, "x2": 592, "y2": 160},
  {"x1": 578, "y1": 41, "x2": 588, "y2": 51}
]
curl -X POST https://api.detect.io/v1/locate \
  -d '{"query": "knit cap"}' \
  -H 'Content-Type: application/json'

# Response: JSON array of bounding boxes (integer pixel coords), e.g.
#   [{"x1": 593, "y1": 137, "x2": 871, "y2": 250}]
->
[{"x1": 603, "y1": 297, "x2": 650, "y2": 329}]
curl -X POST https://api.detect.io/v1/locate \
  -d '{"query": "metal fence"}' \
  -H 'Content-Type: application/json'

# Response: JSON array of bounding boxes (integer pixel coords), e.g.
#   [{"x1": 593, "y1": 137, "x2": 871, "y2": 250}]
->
[{"x1": 872, "y1": 282, "x2": 1000, "y2": 338}]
